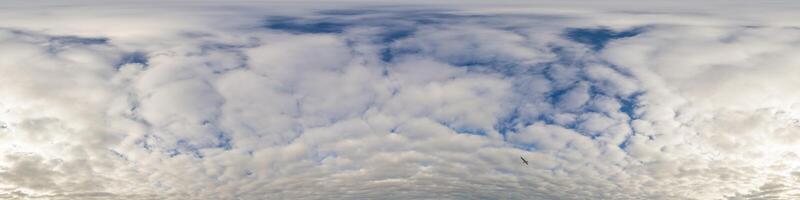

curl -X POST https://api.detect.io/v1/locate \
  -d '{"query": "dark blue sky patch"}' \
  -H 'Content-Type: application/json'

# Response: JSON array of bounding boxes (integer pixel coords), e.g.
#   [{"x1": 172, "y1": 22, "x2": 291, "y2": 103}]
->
[
  {"x1": 617, "y1": 134, "x2": 633, "y2": 150},
  {"x1": 116, "y1": 52, "x2": 148, "y2": 68},
  {"x1": 454, "y1": 127, "x2": 488, "y2": 136},
  {"x1": 533, "y1": 115, "x2": 556, "y2": 126},
  {"x1": 548, "y1": 48, "x2": 575, "y2": 68},
  {"x1": 563, "y1": 27, "x2": 644, "y2": 51},
  {"x1": 438, "y1": 120, "x2": 488, "y2": 136},
  {"x1": 264, "y1": 16, "x2": 350, "y2": 34},
  {"x1": 494, "y1": 108, "x2": 536, "y2": 138},
  {"x1": 45, "y1": 35, "x2": 110, "y2": 53},
  {"x1": 264, "y1": 9, "x2": 494, "y2": 64},
  {"x1": 263, "y1": 9, "x2": 464, "y2": 37},
  {"x1": 380, "y1": 46, "x2": 422, "y2": 63},
  {"x1": 477, "y1": 63, "x2": 535, "y2": 77},
  {"x1": 405, "y1": 12, "x2": 471, "y2": 25},
  {"x1": 318, "y1": 9, "x2": 383, "y2": 16},
  {"x1": 587, "y1": 84, "x2": 604, "y2": 99},
  {"x1": 216, "y1": 132, "x2": 233, "y2": 150},
  {"x1": 377, "y1": 28, "x2": 416, "y2": 62},
  {"x1": 200, "y1": 43, "x2": 260, "y2": 52},
  {"x1": 444, "y1": 57, "x2": 498, "y2": 68},
  {"x1": 49, "y1": 36, "x2": 108, "y2": 45},
  {"x1": 545, "y1": 85, "x2": 574, "y2": 107},
  {"x1": 377, "y1": 27, "x2": 416, "y2": 44},
  {"x1": 618, "y1": 92, "x2": 643, "y2": 120},
  {"x1": 168, "y1": 139, "x2": 204, "y2": 158},
  {"x1": 411, "y1": 52, "x2": 531, "y2": 75},
  {"x1": 511, "y1": 143, "x2": 538, "y2": 152},
  {"x1": 380, "y1": 48, "x2": 394, "y2": 62},
  {"x1": 495, "y1": 110, "x2": 519, "y2": 136},
  {"x1": 319, "y1": 7, "x2": 457, "y2": 19}
]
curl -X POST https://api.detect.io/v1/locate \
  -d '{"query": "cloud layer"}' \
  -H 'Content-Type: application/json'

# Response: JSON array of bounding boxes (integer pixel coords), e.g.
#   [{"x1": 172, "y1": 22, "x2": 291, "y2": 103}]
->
[{"x1": 1, "y1": 1, "x2": 799, "y2": 199}]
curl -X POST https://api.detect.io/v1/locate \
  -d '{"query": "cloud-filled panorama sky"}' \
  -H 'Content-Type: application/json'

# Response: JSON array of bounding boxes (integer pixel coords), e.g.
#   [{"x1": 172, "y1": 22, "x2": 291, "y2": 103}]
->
[{"x1": 1, "y1": 0, "x2": 800, "y2": 199}]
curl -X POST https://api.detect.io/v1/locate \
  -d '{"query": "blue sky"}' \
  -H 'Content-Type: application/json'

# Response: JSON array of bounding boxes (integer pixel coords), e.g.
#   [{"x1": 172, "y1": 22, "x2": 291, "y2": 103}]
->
[{"x1": 0, "y1": 1, "x2": 800, "y2": 200}]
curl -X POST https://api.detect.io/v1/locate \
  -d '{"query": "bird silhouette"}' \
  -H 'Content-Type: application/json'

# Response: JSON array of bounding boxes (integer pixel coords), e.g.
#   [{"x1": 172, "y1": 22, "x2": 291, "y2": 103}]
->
[{"x1": 520, "y1": 156, "x2": 528, "y2": 165}]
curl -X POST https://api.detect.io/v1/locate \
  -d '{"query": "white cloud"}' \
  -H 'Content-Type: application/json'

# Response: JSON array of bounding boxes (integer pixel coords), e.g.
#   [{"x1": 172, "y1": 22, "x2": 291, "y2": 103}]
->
[{"x1": 1, "y1": 1, "x2": 799, "y2": 200}]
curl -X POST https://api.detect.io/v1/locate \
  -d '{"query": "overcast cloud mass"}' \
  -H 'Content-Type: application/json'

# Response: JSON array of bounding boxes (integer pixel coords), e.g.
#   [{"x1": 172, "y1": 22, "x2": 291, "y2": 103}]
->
[{"x1": 1, "y1": 1, "x2": 800, "y2": 199}]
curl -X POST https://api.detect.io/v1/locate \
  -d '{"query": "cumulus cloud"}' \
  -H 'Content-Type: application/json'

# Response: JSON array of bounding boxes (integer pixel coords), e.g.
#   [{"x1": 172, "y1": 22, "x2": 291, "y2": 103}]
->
[{"x1": 0, "y1": 1, "x2": 799, "y2": 199}]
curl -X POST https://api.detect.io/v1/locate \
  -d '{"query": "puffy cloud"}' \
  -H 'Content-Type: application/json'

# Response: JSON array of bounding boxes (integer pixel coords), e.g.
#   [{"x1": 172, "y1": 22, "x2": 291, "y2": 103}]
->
[{"x1": 1, "y1": 1, "x2": 799, "y2": 200}]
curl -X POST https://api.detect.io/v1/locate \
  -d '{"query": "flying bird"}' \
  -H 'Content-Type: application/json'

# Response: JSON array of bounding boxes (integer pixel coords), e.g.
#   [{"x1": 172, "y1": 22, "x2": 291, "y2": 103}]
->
[{"x1": 520, "y1": 156, "x2": 528, "y2": 165}]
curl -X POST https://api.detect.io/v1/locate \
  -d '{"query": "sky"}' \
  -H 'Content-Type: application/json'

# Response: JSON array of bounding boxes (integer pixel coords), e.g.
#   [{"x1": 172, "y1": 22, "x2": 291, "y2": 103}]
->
[{"x1": 1, "y1": 1, "x2": 800, "y2": 199}]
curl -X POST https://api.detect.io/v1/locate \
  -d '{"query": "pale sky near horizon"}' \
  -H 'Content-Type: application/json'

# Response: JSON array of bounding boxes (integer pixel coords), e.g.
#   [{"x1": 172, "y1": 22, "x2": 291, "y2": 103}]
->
[{"x1": 1, "y1": 1, "x2": 799, "y2": 199}]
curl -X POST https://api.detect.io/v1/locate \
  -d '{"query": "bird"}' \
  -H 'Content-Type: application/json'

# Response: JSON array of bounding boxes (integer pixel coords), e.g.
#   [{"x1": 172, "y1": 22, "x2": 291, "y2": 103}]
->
[{"x1": 520, "y1": 156, "x2": 528, "y2": 165}]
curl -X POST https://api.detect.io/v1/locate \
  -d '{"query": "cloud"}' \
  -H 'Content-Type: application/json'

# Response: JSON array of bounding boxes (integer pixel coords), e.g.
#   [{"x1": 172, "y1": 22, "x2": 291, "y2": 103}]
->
[{"x1": 1, "y1": 1, "x2": 799, "y2": 200}]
